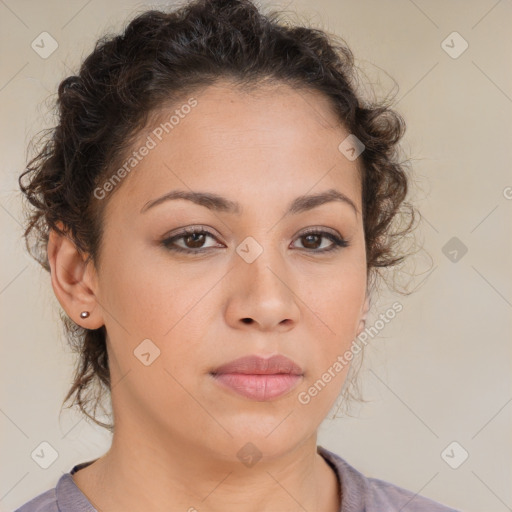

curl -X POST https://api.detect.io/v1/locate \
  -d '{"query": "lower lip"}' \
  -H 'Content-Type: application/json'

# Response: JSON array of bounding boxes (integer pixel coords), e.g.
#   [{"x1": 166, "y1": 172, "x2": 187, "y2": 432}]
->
[{"x1": 211, "y1": 373, "x2": 303, "y2": 401}]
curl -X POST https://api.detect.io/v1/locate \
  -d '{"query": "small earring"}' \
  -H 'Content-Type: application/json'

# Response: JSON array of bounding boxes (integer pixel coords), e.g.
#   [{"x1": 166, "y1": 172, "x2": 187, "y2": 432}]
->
[{"x1": 80, "y1": 311, "x2": 90, "y2": 319}]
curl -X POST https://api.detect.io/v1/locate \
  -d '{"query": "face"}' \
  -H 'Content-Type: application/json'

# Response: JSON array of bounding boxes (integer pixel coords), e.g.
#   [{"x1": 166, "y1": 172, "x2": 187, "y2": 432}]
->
[{"x1": 88, "y1": 81, "x2": 368, "y2": 462}]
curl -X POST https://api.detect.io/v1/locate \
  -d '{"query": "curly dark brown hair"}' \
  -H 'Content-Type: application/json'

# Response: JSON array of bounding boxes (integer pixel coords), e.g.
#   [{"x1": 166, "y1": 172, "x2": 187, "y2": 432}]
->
[{"x1": 19, "y1": 0, "x2": 417, "y2": 432}]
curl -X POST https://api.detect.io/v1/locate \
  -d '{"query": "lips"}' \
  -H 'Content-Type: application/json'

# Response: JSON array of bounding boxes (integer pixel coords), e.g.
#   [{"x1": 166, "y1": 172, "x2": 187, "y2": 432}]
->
[
  {"x1": 210, "y1": 354, "x2": 304, "y2": 376},
  {"x1": 210, "y1": 354, "x2": 304, "y2": 401}
]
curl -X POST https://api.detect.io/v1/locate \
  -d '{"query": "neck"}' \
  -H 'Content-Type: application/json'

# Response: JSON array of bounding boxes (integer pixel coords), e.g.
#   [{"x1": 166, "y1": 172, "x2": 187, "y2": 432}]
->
[{"x1": 72, "y1": 424, "x2": 340, "y2": 512}]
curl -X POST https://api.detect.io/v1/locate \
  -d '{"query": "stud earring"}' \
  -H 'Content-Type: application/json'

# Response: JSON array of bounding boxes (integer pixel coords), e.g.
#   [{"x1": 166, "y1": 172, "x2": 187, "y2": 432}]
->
[{"x1": 80, "y1": 311, "x2": 90, "y2": 319}]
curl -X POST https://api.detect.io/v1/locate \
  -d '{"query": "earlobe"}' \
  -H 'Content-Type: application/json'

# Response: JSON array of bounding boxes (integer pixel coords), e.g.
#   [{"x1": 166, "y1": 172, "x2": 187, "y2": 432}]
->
[
  {"x1": 356, "y1": 294, "x2": 370, "y2": 337},
  {"x1": 47, "y1": 224, "x2": 103, "y2": 329},
  {"x1": 362, "y1": 295, "x2": 370, "y2": 319}
]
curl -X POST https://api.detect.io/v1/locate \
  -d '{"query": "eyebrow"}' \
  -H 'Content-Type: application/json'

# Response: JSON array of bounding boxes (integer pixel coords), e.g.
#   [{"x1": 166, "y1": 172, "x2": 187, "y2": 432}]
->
[{"x1": 140, "y1": 188, "x2": 359, "y2": 217}]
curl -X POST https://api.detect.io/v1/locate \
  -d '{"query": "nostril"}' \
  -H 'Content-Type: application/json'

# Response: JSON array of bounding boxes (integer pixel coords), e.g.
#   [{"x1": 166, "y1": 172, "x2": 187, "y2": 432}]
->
[{"x1": 241, "y1": 318, "x2": 253, "y2": 324}]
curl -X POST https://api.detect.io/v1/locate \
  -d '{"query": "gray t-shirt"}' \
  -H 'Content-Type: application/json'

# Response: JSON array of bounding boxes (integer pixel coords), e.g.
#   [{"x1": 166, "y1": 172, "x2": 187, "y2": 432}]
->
[{"x1": 15, "y1": 445, "x2": 461, "y2": 511}]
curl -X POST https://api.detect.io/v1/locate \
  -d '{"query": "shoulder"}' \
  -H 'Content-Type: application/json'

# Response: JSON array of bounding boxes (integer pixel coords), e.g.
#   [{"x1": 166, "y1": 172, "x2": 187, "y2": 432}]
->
[
  {"x1": 364, "y1": 476, "x2": 460, "y2": 511},
  {"x1": 14, "y1": 488, "x2": 58, "y2": 512},
  {"x1": 317, "y1": 445, "x2": 462, "y2": 512},
  {"x1": 14, "y1": 460, "x2": 97, "y2": 512}
]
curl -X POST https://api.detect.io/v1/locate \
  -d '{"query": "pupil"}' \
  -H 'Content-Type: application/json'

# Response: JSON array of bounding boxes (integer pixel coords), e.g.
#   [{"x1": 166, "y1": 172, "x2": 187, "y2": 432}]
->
[
  {"x1": 186, "y1": 233, "x2": 205, "y2": 248},
  {"x1": 304, "y1": 234, "x2": 320, "y2": 249}
]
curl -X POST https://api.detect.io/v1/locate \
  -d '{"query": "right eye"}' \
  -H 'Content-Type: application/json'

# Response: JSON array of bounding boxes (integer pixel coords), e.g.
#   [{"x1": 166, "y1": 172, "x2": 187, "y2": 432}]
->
[{"x1": 161, "y1": 227, "x2": 224, "y2": 254}]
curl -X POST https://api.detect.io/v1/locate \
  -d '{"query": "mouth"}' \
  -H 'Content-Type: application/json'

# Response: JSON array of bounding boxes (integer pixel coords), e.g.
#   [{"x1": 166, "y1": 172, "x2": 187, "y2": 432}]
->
[{"x1": 209, "y1": 354, "x2": 304, "y2": 401}]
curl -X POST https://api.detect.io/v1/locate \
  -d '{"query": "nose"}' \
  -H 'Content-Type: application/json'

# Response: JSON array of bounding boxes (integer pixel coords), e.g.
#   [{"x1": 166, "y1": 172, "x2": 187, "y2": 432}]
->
[{"x1": 224, "y1": 244, "x2": 301, "y2": 332}]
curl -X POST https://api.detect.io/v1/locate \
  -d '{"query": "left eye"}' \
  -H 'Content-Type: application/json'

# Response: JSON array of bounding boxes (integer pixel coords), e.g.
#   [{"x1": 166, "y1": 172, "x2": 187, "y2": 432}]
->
[
  {"x1": 292, "y1": 231, "x2": 349, "y2": 251},
  {"x1": 161, "y1": 227, "x2": 349, "y2": 254}
]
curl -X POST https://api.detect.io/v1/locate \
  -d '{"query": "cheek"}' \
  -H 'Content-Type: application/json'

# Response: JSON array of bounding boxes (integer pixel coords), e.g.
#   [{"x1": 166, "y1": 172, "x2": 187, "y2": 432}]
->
[
  {"x1": 299, "y1": 263, "x2": 366, "y2": 381},
  {"x1": 304, "y1": 263, "x2": 366, "y2": 330},
  {"x1": 98, "y1": 241, "x2": 209, "y2": 338},
  {"x1": 98, "y1": 247, "x2": 212, "y2": 407}
]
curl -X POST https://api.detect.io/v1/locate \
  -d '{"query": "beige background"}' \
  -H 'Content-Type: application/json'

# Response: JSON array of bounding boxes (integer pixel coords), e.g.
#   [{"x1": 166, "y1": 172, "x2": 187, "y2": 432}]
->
[{"x1": 1, "y1": 1, "x2": 511, "y2": 511}]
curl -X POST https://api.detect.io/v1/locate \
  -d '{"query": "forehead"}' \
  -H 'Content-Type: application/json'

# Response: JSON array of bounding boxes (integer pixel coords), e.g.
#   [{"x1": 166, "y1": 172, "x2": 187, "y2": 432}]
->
[{"x1": 106, "y1": 80, "x2": 362, "y2": 214}]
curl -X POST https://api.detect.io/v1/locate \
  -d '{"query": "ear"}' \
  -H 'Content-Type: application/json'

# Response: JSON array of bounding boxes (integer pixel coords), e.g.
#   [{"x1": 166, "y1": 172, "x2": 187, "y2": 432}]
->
[
  {"x1": 355, "y1": 293, "x2": 370, "y2": 337},
  {"x1": 47, "y1": 223, "x2": 104, "y2": 329}
]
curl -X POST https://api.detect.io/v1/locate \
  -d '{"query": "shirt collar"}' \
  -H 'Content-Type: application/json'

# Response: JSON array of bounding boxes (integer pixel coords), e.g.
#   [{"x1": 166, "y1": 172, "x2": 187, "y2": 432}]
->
[
  {"x1": 56, "y1": 460, "x2": 98, "y2": 511},
  {"x1": 55, "y1": 448, "x2": 365, "y2": 512}
]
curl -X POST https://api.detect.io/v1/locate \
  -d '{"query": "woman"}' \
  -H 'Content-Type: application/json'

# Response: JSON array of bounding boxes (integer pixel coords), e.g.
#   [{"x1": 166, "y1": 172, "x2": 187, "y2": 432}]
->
[{"x1": 16, "y1": 0, "x2": 459, "y2": 510}]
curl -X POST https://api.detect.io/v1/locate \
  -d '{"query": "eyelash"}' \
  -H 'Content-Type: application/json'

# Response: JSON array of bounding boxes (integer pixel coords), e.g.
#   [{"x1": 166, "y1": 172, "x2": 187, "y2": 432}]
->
[{"x1": 160, "y1": 226, "x2": 350, "y2": 255}]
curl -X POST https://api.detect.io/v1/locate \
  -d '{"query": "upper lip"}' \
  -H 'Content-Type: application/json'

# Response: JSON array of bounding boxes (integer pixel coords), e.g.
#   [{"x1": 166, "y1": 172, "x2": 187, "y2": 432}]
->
[{"x1": 211, "y1": 354, "x2": 304, "y2": 376}]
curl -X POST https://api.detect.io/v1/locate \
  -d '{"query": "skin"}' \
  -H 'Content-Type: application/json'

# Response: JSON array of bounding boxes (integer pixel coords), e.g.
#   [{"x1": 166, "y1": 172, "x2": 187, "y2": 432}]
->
[{"x1": 48, "y1": 80, "x2": 370, "y2": 512}]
